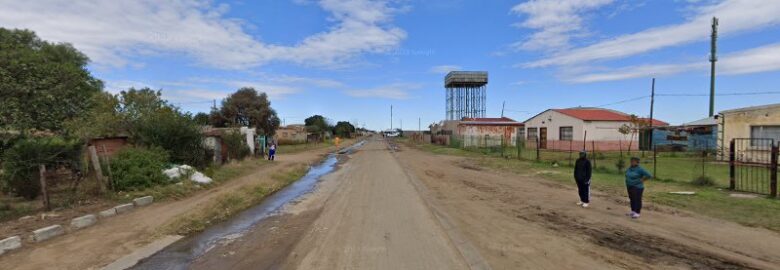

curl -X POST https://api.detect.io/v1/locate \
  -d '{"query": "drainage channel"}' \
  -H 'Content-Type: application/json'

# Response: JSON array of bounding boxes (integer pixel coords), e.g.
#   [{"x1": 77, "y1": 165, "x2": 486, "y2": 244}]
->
[{"x1": 130, "y1": 140, "x2": 365, "y2": 270}]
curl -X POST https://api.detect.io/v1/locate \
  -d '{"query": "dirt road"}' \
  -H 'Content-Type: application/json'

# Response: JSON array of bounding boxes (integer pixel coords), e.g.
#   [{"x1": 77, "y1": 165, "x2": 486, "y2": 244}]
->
[
  {"x1": 192, "y1": 138, "x2": 474, "y2": 270},
  {"x1": 191, "y1": 138, "x2": 780, "y2": 270},
  {"x1": 0, "y1": 145, "x2": 340, "y2": 270},
  {"x1": 395, "y1": 143, "x2": 780, "y2": 270}
]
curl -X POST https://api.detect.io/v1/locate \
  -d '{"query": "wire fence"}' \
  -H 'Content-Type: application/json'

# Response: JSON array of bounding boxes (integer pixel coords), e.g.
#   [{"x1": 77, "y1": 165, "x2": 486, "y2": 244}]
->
[{"x1": 443, "y1": 134, "x2": 732, "y2": 187}]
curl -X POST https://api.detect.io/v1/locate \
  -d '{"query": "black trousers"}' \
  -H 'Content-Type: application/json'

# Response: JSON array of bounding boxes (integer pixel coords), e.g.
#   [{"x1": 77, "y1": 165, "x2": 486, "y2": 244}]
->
[
  {"x1": 576, "y1": 180, "x2": 590, "y2": 203},
  {"x1": 627, "y1": 186, "x2": 644, "y2": 214}
]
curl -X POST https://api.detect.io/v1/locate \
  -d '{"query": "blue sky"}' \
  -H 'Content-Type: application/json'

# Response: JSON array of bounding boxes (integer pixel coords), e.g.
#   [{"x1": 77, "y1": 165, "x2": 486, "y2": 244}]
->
[{"x1": 2, "y1": 0, "x2": 780, "y2": 130}]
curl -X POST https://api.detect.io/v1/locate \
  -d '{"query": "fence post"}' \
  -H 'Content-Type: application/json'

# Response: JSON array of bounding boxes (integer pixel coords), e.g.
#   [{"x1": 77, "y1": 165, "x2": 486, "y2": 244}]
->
[
  {"x1": 653, "y1": 145, "x2": 657, "y2": 179},
  {"x1": 591, "y1": 141, "x2": 597, "y2": 169},
  {"x1": 88, "y1": 145, "x2": 106, "y2": 194},
  {"x1": 517, "y1": 135, "x2": 522, "y2": 160},
  {"x1": 536, "y1": 137, "x2": 540, "y2": 162},
  {"x1": 39, "y1": 164, "x2": 50, "y2": 211},
  {"x1": 568, "y1": 140, "x2": 573, "y2": 166},
  {"x1": 770, "y1": 143, "x2": 778, "y2": 197},
  {"x1": 729, "y1": 139, "x2": 736, "y2": 190}
]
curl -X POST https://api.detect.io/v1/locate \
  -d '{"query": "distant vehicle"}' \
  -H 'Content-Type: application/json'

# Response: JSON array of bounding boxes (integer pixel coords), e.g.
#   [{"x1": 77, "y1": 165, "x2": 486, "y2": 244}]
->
[{"x1": 383, "y1": 129, "x2": 401, "y2": 137}]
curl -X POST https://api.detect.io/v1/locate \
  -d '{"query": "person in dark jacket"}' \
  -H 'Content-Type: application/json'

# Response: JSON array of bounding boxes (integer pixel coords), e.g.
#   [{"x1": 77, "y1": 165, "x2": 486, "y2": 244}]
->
[{"x1": 573, "y1": 151, "x2": 592, "y2": 208}]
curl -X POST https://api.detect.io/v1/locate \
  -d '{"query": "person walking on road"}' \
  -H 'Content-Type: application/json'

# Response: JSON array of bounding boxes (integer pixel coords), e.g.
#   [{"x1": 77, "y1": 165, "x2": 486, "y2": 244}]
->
[
  {"x1": 625, "y1": 157, "x2": 652, "y2": 219},
  {"x1": 573, "y1": 151, "x2": 592, "y2": 208},
  {"x1": 268, "y1": 143, "x2": 276, "y2": 161}
]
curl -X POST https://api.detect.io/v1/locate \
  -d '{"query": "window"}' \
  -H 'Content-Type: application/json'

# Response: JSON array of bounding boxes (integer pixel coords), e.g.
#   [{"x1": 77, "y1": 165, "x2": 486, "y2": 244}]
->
[
  {"x1": 527, "y1": 128, "x2": 538, "y2": 141},
  {"x1": 560, "y1": 126, "x2": 573, "y2": 141},
  {"x1": 750, "y1": 126, "x2": 780, "y2": 146},
  {"x1": 517, "y1": 128, "x2": 525, "y2": 141}
]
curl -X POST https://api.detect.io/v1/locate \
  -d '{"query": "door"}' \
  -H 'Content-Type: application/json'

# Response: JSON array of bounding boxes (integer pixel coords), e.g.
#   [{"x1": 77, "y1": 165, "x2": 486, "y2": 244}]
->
[{"x1": 540, "y1": 127, "x2": 548, "y2": 149}]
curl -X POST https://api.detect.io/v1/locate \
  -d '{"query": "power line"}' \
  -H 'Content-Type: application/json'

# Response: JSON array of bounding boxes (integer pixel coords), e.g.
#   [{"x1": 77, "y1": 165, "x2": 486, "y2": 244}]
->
[
  {"x1": 656, "y1": 90, "x2": 780, "y2": 97},
  {"x1": 594, "y1": 95, "x2": 649, "y2": 108}
]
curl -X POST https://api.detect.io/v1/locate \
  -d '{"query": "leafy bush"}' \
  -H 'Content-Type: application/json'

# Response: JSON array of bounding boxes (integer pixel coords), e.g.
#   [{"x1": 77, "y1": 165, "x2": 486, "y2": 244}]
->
[
  {"x1": 131, "y1": 110, "x2": 208, "y2": 168},
  {"x1": 110, "y1": 147, "x2": 169, "y2": 191},
  {"x1": 691, "y1": 175, "x2": 716, "y2": 186},
  {"x1": 1, "y1": 137, "x2": 82, "y2": 200},
  {"x1": 223, "y1": 130, "x2": 250, "y2": 161}
]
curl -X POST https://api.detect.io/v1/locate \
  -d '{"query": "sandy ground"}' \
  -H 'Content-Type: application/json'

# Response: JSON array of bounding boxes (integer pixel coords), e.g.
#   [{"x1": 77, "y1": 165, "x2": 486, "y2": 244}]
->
[
  {"x1": 395, "y1": 143, "x2": 780, "y2": 270},
  {"x1": 0, "y1": 144, "x2": 341, "y2": 270},
  {"x1": 193, "y1": 138, "x2": 472, "y2": 270}
]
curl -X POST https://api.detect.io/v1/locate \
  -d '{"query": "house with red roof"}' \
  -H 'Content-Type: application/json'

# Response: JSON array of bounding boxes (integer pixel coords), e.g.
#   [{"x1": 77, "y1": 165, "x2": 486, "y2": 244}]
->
[{"x1": 523, "y1": 107, "x2": 668, "y2": 151}]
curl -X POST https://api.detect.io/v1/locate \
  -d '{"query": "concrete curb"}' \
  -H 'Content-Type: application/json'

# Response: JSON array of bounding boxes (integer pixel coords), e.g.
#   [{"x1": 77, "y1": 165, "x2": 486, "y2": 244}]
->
[
  {"x1": 32, "y1": 225, "x2": 65, "y2": 243},
  {"x1": 0, "y1": 236, "x2": 22, "y2": 255},
  {"x1": 114, "y1": 203, "x2": 134, "y2": 214},
  {"x1": 70, "y1": 214, "x2": 98, "y2": 231},
  {"x1": 99, "y1": 208, "x2": 117, "y2": 218},
  {"x1": 133, "y1": 196, "x2": 154, "y2": 207}
]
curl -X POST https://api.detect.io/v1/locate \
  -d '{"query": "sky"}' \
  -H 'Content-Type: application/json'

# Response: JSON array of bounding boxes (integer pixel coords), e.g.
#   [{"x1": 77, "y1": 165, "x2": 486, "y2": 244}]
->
[{"x1": 2, "y1": 0, "x2": 780, "y2": 130}]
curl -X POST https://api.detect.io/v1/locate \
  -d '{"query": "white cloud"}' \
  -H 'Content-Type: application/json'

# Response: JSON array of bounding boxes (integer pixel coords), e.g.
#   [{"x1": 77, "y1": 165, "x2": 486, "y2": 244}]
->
[
  {"x1": 0, "y1": 0, "x2": 406, "y2": 69},
  {"x1": 568, "y1": 42, "x2": 780, "y2": 83},
  {"x1": 429, "y1": 65, "x2": 462, "y2": 74},
  {"x1": 104, "y1": 80, "x2": 156, "y2": 94},
  {"x1": 345, "y1": 83, "x2": 422, "y2": 99},
  {"x1": 524, "y1": 0, "x2": 780, "y2": 67},
  {"x1": 511, "y1": 0, "x2": 614, "y2": 52}
]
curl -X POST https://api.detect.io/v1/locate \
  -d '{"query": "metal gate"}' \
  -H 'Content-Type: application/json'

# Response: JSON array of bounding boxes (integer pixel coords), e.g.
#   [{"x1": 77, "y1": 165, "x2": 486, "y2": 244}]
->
[{"x1": 729, "y1": 138, "x2": 778, "y2": 196}]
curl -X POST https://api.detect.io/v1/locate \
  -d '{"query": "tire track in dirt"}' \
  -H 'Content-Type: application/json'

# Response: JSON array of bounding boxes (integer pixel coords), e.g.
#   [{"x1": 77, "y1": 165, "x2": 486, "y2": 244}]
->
[{"x1": 397, "y1": 144, "x2": 780, "y2": 270}]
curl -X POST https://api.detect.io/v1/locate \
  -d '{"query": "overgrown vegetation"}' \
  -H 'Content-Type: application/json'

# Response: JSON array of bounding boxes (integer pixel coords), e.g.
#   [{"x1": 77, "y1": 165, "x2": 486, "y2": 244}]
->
[
  {"x1": 223, "y1": 130, "x2": 251, "y2": 161},
  {"x1": 109, "y1": 147, "x2": 169, "y2": 191},
  {"x1": 0, "y1": 137, "x2": 82, "y2": 199}
]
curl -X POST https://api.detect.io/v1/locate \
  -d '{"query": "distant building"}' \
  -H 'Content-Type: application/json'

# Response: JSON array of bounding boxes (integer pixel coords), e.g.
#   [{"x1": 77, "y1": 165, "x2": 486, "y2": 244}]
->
[
  {"x1": 523, "y1": 107, "x2": 668, "y2": 151},
  {"x1": 718, "y1": 103, "x2": 780, "y2": 151},
  {"x1": 274, "y1": 124, "x2": 308, "y2": 145},
  {"x1": 87, "y1": 136, "x2": 129, "y2": 157},
  {"x1": 457, "y1": 117, "x2": 524, "y2": 147},
  {"x1": 652, "y1": 116, "x2": 717, "y2": 152}
]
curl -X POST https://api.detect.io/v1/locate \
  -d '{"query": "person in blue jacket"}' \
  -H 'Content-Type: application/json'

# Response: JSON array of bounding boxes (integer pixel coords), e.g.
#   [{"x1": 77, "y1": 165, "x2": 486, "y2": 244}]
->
[{"x1": 625, "y1": 157, "x2": 652, "y2": 219}]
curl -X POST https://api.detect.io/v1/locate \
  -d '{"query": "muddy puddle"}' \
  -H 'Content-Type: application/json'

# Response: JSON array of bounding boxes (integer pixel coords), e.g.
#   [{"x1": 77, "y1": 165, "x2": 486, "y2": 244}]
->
[{"x1": 130, "y1": 141, "x2": 364, "y2": 270}]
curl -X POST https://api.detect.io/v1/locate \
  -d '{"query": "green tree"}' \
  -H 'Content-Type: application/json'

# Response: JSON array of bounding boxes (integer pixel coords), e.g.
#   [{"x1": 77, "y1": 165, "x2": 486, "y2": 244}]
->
[
  {"x1": 0, "y1": 28, "x2": 103, "y2": 133},
  {"x1": 63, "y1": 92, "x2": 123, "y2": 140},
  {"x1": 305, "y1": 115, "x2": 331, "y2": 139},
  {"x1": 192, "y1": 112, "x2": 210, "y2": 126},
  {"x1": 333, "y1": 121, "x2": 355, "y2": 138},
  {"x1": 210, "y1": 87, "x2": 280, "y2": 135}
]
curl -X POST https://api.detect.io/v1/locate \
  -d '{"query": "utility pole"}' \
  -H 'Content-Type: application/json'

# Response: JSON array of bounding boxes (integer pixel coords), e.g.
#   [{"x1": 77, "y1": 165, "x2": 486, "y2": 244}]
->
[
  {"x1": 418, "y1": 117, "x2": 421, "y2": 132},
  {"x1": 390, "y1": 105, "x2": 393, "y2": 130},
  {"x1": 709, "y1": 17, "x2": 718, "y2": 117},
  {"x1": 501, "y1": 101, "x2": 505, "y2": 118},
  {"x1": 649, "y1": 78, "x2": 656, "y2": 145}
]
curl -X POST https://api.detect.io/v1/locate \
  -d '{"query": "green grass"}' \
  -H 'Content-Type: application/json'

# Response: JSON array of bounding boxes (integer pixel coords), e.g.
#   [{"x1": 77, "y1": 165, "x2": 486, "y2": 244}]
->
[
  {"x1": 164, "y1": 164, "x2": 309, "y2": 235},
  {"x1": 113, "y1": 158, "x2": 271, "y2": 203},
  {"x1": 409, "y1": 142, "x2": 780, "y2": 232},
  {"x1": 277, "y1": 141, "x2": 335, "y2": 154}
]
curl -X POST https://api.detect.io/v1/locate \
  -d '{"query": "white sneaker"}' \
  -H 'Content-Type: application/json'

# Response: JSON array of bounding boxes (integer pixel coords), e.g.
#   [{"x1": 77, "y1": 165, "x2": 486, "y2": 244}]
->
[
  {"x1": 576, "y1": 202, "x2": 584, "y2": 206},
  {"x1": 630, "y1": 212, "x2": 640, "y2": 219},
  {"x1": 581, "y1": 203, "x2": 589, "y2": 208}
]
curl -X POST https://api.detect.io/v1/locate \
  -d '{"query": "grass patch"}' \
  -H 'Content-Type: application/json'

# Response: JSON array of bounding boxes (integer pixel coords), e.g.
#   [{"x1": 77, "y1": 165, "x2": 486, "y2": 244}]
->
[
  {"x1": 164, "y1": 164, "x2": 309, "y2": 236},
  {"x1": 111, "y1": 158, "x2": 271, "y2": 204},
  {"x1": 408, "y1": 142, "x2": 780, "y2": 232}
]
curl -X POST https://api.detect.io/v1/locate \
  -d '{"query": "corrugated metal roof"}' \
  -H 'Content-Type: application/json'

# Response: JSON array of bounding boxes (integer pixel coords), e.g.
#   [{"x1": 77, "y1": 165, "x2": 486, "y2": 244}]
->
[
  {"x1": 553, "y1": 108, "x2": 629, "y2": 121},
  {"x1": 719, "y1": 103, "x2": 780, "y2": 114}
]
